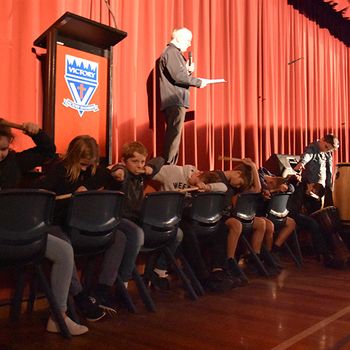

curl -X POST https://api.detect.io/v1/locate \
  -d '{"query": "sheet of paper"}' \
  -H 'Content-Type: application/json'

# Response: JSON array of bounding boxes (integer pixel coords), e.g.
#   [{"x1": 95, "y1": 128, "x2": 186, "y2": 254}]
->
[
  {"x1": 199, "y1": 78, "x2": 226, "y2": 84},
  {"x1": 207, "y1": 78, "x2": 226, "y2": 84}
]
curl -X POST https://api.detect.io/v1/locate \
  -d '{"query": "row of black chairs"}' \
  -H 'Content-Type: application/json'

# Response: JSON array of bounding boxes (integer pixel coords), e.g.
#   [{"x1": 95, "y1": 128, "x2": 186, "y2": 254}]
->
[
  {"x1": 0, "y1": 189, "x2": 303, "y2": 338},
  {"x1": 234, "y1": 192, "x2": 303, "y2": 277}
]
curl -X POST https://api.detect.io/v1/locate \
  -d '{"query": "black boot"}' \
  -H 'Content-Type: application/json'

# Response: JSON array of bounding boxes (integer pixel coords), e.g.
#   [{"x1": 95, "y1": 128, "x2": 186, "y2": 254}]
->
[{"x1": 227, "y1": 258, "x2": 249, "y2": 285}]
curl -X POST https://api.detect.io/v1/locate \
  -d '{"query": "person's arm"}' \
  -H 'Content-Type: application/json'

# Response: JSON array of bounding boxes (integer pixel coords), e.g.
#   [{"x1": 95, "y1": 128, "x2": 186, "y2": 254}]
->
[
  {"x1": 35, "y1": 161, "x2": 64, "y2": 193},
  {"x1": 258, "y1": 167, "x2": 270, "y2": 191},
  {"x1": 109, "y1": 163, "x2": 128, "y2": 186},
  {"x1": 294, "y1": 144, "x2": 317, "y2": 172},
  {"x1": 17, "y1": 127, "x2": 56, "y2": 173},
  {"x1": 242, "y1": 158, "x2": 261, "y2": 193},
  {"x1": 205, "y1": 182, "x2": 228, "y2": 192},
  {"x1": 325, "y1": 153, "x2": 333, "y2": 188},
  {"x1": 83, "y1": 165, "x2": 111, "y2": 190},
  {"x1": 144, "y1": 157, "x2": 165, "y2": 177},
  {"x1": 151, "y1": 163, "x2": 171, "y2": 183},
  {"x1": 162, "y1": 48, "x2": 202, "y2": 88}
]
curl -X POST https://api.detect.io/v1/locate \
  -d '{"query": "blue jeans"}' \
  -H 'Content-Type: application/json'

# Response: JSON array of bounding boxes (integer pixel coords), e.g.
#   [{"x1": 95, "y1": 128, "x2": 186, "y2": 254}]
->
[
  {"x1": 117, "y1": 218, "x2": 183, "y2": 280},
  {"x1": 117, "y1": 218, "x2": 144, "y2": 282}
]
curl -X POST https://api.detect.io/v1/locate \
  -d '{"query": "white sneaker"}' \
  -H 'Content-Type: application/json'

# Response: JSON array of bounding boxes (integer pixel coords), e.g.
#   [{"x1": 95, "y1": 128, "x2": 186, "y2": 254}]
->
[{"x1": 47, "y1": 316, "x2": 89, "y2": 336}]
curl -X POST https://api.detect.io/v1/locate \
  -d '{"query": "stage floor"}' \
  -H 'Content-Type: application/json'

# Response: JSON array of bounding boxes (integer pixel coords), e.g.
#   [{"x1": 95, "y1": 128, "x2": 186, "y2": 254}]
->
[{"x1": 0, "y1": 256, "x2": 350, "y2": 350}]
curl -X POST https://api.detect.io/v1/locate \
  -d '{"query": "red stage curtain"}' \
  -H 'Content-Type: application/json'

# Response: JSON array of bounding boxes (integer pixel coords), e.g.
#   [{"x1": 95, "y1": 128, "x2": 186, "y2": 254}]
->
[{"x1": 0, "y1": 0, "x2": 349, "y2": 170}]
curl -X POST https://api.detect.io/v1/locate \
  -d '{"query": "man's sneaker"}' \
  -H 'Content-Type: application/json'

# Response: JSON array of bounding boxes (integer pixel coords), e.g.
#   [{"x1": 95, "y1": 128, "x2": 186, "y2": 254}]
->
[
  {"x1": 93, "y1": 284, "x2": 118, "y2": 314},
  {"x1": 47, "y1": 316, "x2": 89, "y2": 336},
  {"x1": 73, "y1": 291, "x2": 106, "y2": 322},
  {"x1": 205, "y1": 270, "x2": 234, "y2": 293}
]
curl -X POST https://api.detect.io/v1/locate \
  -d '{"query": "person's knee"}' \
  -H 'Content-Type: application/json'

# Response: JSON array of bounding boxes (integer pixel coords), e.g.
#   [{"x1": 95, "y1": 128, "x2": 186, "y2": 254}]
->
[
  {"x1": 225, "y1": 218, "x2": 242, "y2": 234},
  {"x1": 286, "y1": 217, "x2": 296, "y2": 230},
  {"x1": 134, "y1": 228, "x2": 145, "y2": 247},
  {"x1": 264, "y1": 219, "x2": 274, "y2": 235},
  {"x1": 253, "y1": 217, "x2": 266, "y2": 232},
  {"x1": 49, "y1": 237, "x2": 74, "y2": 265},
  {"x1": 176, "y1": 228, "x2": 183, "y2": 243},
  {"x1": 120, "y1": 220, "x2": 145, "y2": 247},
  {"x1": 114, "y1": 229, "x2": 127, "y2": 248}
]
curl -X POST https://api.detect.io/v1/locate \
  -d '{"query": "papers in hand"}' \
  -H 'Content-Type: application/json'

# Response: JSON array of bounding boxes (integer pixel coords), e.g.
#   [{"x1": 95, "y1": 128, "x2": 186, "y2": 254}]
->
[{"x1": 200, "y1": 78, "x2": 226, "y2": 85}]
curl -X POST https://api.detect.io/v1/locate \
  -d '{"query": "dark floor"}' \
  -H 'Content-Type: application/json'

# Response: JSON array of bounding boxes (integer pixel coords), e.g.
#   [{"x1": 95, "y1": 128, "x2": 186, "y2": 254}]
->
[{"x1": 1, "y1": 256, "x2": 350, "y2": 350}]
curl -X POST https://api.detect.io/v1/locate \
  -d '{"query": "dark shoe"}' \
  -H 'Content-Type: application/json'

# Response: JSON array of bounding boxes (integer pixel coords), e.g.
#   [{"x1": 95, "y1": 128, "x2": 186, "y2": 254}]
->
[
  {"x1": 260, "y1": 250, "x2": 283, "y2": 271},
  {"x1": 94, "y1": 284, "x2": 118, "y2": 314},
  {"x1": 245, "y1": 255, "x2": 279, "y2": 276},
  {"x1": 227, "y1": 258, "x2": 249, "y2": 285},
  {"x1": 73, "y1": 291, "x2": 106, "y2": 322},
  {"x1": 147, "y1": 270, "x2": 170, "y2": 291},
  {"x1": 324, "y1": 257, "x2": 346, "y2": 270},
  {"x1": 205, "y1": 270, "x2": 235, "y2": 293},
  {"x1": 269, "y1": 252, "x2": 284, "y2": 270}
]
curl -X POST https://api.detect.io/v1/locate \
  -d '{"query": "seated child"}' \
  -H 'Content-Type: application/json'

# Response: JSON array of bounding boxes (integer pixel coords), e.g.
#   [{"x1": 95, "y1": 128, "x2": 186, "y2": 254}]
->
[
  {"x1": 257, "y1": 167, "x2": 297, "y2": 265},
  {"x1": 0, "y1": 121, "x2": 87, "y2": 335},
  {"x1": 108, "y1": 142, "x2": 182, "y2": 289},
  {"x1": 38, "y1": 135, "x2": 127, "y2": 319},
  {"x1": 214, "y1": 158, "x2": 271, "y2": 278},
  {"x1": 152, "y1": 164, "x2": 236, "y2": 292}
]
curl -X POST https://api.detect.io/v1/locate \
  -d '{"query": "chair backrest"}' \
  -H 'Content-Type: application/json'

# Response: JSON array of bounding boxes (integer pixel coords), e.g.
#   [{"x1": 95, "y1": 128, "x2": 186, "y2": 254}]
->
[
  {"x1": 232, "y1": 192, "x2": 261, "y2": 222},
  {"x1": 189, "y1": 191, "x2": 225, "y2": 224},
  {"x1": 65, "y1": 190, "x2": 124, "y2": 255},
  {"x1": 182, "y1": 191, "x2": 226, "y2": 238},
  {"x1": 140, "y1": 191, "x2": 185, "y2": 249},
  {"x1": 0, "y1": 189, "x2": 56, "y2": 266},
  {"x1": 266, "y1": 192, "x2": 292, "y2": 220}
]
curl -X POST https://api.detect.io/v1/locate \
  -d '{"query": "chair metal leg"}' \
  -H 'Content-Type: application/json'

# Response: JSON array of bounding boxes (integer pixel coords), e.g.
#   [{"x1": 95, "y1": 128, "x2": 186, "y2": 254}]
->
[
  {"x1": 230, "y1": 257, "x2": 249, "y2": 283},
  {"x1": 67, "y1": 295, "x2": 81, "y2": 324},
  {"x1": 116, "y1": 276, "x2": 137, "y2": 313},
  {"x1": 36, "y1": 265, "x2": 71, "y2": 339},
  {"x1": 261, "y1": 244, "x2": 280, "y2": 270},
  {"x1": 27, "y1": 273, "x2": 38, "y2": 313},
  {"x1": 163, "y1": 247, "x2": 198, "y2": 300},
  {"x1": 176, "y1": 250, "x2": 205, "y2": 296},
  {"x1": 82, "y1": 258, "x2": 96, "y2": 291},
  {"x1": 284, "y1": 231, "x2": 303, "y2": 268},
  {"x1": 240, "y1": 234, "x2": 270, "y2": 277},
  {"x1": 291, "y1": 230, "x2": 303, "y2": 266},
  {"x1": 132, "y1": 268, "x2": 156, "y2": 312},
  {"x1": 10, "y1": 270, "x2": 26, "y2": 322}
]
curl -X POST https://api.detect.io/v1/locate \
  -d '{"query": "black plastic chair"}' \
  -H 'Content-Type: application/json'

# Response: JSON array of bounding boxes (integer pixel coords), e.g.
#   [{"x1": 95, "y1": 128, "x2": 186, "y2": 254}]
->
[
  {"x1": 65, "y1": 190, "x2": 124, "y2": 257},
  {"x1": 187, "y1": 191, "x2": 226, "y2": 232},
  {"x1": 0, "y1": 189, "x2": 71, "y2": 338},
  {"x1": 138, "y1": 191, "x2": 199, "y2": 301},
  {"x1": 180, "y1": 191, "x2": 227, "y2": 294},
  {"x1": 232, "y1": 192, "x2": 270, "y2": 277},
  {"x1": 65, "y1": 190, "x2": 127, "y2": 311},
  {"x1": 266, "y1": 192, "x2": 303, "y2": 268}
]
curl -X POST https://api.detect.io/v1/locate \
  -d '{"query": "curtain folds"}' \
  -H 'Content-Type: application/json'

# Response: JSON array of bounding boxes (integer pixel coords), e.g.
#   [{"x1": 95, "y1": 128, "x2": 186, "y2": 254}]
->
[{"x1": 0, "y1": 0, "x2": 349, "y2": 169}]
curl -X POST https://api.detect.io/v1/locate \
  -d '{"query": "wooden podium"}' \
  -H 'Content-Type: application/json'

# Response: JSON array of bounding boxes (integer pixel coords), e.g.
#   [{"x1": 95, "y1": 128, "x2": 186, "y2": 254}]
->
[{"x1": 34, "y1": 12, "x2": 127, "y2": 162}]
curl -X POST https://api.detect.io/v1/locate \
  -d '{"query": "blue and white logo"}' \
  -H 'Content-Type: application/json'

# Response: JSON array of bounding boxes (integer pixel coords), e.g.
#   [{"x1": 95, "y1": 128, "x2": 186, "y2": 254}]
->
[{"x1": 63, "y1": 55, "x2": 99, "y2": 117}]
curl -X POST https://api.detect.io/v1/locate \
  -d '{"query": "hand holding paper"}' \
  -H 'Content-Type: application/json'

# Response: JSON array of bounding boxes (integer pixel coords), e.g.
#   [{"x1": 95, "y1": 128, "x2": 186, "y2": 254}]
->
[{"x1": 199, "y1": 78, "x2": 226, "y2": 88}]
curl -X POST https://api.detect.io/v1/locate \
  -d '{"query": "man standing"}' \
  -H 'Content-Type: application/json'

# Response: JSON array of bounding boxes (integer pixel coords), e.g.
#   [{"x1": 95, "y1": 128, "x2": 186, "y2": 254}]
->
[
  {"x1": 294, "y1": 134, "x2": 339, "y2": 207},
  {"x1": 159, "y1": 27, "x2": 208, "y2": 164}
]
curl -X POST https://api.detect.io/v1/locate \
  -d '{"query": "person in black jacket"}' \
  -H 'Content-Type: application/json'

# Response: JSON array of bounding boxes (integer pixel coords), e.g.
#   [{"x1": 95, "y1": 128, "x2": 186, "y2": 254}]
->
[
  {"x1": 38, "y1": 135, "x2": 127, "y2": 320},
  {"x1": 108, "y1": 141, "x2": 181, "y2": 289},
  {"x1": 159, "y1": 27, "x2": 208, "y2": 164},
  {"x1": 0, "y1": 121, "x2": 56, "y2": 189},
  {"x1": 0, "y1": 122, "x2": 88, "y2": 335}
]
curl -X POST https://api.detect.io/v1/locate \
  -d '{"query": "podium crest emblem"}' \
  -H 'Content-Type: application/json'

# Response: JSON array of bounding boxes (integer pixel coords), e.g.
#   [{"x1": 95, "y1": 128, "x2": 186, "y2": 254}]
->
[{"x1": 63, "y1": 55, "x2": 99, "y2": 117}]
